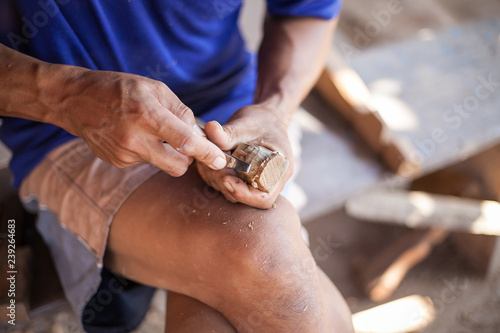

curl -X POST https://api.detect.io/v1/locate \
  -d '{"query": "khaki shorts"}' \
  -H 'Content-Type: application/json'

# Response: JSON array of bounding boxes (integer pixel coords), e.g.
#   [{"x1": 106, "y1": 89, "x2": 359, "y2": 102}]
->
[{"x1": 19, "y1": 138, "x2": 161, "y2": 325}]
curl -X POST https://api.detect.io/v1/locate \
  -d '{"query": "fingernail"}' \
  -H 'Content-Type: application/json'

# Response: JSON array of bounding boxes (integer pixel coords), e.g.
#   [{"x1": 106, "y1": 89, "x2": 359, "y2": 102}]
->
[
  {"x1": 211, "y1": 156, "x2": 226, "y2": 169},
  {"x1": 214, "y1": 121, "x2": 231, "y2": 142},
  {"x1": 224, "y1": 181, "x2": 234, "y2": 193},
  {"x1": 215, "y1": 121, "x2": 223, "y2": 130},
  {"x1": 193, "y1": 124, "x2": 206, "y2": 137}
]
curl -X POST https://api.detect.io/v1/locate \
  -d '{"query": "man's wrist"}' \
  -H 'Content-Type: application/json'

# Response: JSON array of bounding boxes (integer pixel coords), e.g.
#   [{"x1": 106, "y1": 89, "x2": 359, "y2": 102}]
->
[
  {"x1": 37, "y1": 63, "x2": 88, "y2": 133},
  {"x1": 253, "y1": 89, "x2": 296, "y2": 129}
]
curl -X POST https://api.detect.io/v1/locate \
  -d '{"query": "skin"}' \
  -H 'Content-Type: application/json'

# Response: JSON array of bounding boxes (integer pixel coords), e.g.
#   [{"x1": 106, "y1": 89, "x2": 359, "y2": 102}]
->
[
  {"x1": 0, "y1": 44, "x2": 227, "y2": 176},
  {"x1": 199, "y1": 15, "x2": 337, "y2": 209},
  {"x1": 0, "y1": 11, "x2": 354, "y2": 333},
  {"x1": 105, "y1": 167, "x2": 353, "y2": 332}
]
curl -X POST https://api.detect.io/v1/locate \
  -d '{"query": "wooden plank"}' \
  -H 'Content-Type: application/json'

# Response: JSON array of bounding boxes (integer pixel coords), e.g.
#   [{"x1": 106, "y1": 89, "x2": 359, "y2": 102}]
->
[
  {"x1": 352, "y1": 295, "x2": 435, "y2": 333},
  {"x1": 346, "y1": 189, "x2": 500, "y2": 236},
  {"x1": 294, "y1": 100, "x2": 386, "y2": 222},
  {"x1": 315, "y1": 47, "x2": 420, "y2": 177},
  {"x1": 337, "y1": 0, "x2": 457, "y2": 48},
  {"x1": 346, "y1": 18, "x2": 500, "y2": 175}
]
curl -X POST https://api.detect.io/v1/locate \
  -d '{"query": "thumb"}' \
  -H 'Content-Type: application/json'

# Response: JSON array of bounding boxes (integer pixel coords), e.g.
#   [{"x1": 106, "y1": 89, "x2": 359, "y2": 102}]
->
[{"x1": 204, "y1": 120, "x2": 240, "y2": 150}]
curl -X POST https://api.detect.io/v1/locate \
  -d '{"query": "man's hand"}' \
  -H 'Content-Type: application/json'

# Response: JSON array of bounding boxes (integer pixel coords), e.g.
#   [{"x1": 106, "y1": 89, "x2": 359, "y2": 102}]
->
[
  {"x1": 196, "y1": 15, "x2": 336, "y2": 208},
  {"x1": 196, "y1": 104, "x2": 294, "y2": 209},
  {"x1": 53, "y1": 69, "x2": 227, "y2": 176},
  {"x1": 0, "y1": 44, "x2": 227, "y2": 176}
]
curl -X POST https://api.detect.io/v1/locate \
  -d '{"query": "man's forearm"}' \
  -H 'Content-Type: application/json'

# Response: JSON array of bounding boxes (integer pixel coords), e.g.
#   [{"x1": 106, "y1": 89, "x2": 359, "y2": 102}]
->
[
  {"x1": 1, "y1": 44, "x2": 51, "y2": 121},
  {"x1": 0, "y1": 44, "x2": 85, "y2": 127},
  {"x1": 254, "y1": 15, "x2": 337, "y2": 126}
]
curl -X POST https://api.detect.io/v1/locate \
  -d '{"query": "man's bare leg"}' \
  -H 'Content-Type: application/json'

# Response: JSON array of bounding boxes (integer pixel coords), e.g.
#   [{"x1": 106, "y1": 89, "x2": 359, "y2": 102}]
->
[{"x1": 104, "y1": 166, "x2": 354, "y2": 332}]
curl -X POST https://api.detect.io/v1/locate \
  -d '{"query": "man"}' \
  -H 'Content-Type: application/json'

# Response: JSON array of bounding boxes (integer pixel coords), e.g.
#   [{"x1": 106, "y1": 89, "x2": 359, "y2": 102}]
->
[{"x1": 0, "y1": 0, "x2": 353, "y2": 332}]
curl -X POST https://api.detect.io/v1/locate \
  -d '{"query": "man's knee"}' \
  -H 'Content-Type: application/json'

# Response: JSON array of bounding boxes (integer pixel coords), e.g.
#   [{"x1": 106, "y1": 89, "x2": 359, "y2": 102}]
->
[
  {"x1": 198, "y1": 197, "x2": 317, "y2": 310},
  {"x1": 204, "y1": 196, "x2": 304, "y2": 270}
]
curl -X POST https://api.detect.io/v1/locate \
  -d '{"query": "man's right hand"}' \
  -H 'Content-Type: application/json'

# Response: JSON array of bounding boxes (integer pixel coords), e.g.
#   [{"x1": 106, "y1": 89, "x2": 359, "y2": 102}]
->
[
  {"x1": 0, "y1": 44, "x2": 225, "y2": 176},
  {"x1": 50, "y1": 69, "x2": 227, "y2": 176}
]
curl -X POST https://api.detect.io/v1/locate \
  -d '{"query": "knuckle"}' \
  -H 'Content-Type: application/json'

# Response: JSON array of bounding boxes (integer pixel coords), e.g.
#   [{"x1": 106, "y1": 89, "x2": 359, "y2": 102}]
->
[
  {"x1": 258, "y1": 200, "x2": 274, "y2": 210},
  {"x1": 200, "y1": 149, "x2": 213, "y2": 162},
  {"x1": 114, "y1": 150, "x2": 136, "y2": 166},
  {"x1": 173, "y1": 103, "x2": 194, "y2": 122},
  {"x1": 152, "y1": 80, "x2": 167, "y2": 91},
  {"x1": 169, "y1": 162, "x2": 189, "y2": 177},
  {"x1": 117, "y1": 134, "x2": 134, "y2": 149},
  {"x1": 177, "y1": 132, "x2": 198, "y2": 154},
  {"x1": 223, "y1": 124, "x2": 235, "y2": 139}
]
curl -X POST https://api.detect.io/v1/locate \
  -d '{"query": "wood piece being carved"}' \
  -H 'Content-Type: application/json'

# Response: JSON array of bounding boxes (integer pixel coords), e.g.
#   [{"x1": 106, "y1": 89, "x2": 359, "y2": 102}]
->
[{"x1": 231, "y1": 143, "x2": 288, "y2": 193}]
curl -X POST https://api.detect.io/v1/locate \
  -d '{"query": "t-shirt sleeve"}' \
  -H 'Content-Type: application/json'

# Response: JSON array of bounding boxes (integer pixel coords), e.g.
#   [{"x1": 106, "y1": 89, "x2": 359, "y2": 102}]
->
[{"x1": 267, "y1": 0, "x2": 342, "y2": 19}]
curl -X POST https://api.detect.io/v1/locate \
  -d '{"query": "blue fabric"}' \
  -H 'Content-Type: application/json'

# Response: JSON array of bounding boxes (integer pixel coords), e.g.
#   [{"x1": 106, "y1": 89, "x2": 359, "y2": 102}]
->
[
  {"x1": 0, "y1": 0, "x2": 341, "y2": 189},
  {"x1": 268, "y1": 0, "x2": 342, "y2": 18}
]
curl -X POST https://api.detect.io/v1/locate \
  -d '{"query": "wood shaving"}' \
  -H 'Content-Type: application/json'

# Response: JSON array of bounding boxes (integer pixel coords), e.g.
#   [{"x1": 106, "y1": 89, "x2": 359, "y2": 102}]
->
[{"x1": 248, "y1": 223, "x2": 253, "y2": 230}]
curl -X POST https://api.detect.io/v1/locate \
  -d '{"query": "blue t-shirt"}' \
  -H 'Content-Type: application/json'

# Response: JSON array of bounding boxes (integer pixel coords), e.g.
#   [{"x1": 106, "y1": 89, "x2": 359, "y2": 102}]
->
[{"x1": 0, "y1": 0, "x2": 341, "y2": 188}]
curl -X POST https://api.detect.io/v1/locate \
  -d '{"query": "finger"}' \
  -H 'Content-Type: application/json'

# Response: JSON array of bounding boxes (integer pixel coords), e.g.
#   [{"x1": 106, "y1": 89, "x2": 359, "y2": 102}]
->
[
  {"x1": 196, "y1": 164, "x2": 241, "y2": 203},
  {"x1": 155, "y1": 84, "x2": 197, "y2": 127},
  {"x1": 156, "y1": 112, "x2": 227, "y2": 170},
  {"x1": 205, "y1": 120, "x2": 262, "y2": 151},
  {"x1": 222, "y1": 175, "x2": 275, "y2": 209},
  {"x1": 88, "y1": 136, "x2": 143, "y2": 168},
  {"x1": 171, "y1": 103, "x2": 198, "y2": 127},
  {"x1": 143, "y1": 139, "x2": 193, "y2": 177}
]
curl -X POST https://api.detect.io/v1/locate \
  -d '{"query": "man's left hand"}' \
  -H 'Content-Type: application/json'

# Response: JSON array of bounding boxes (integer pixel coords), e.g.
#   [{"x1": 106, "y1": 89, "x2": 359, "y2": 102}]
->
[{"x1": 196, "y1": 105, "x2": 294, "y2": 209}]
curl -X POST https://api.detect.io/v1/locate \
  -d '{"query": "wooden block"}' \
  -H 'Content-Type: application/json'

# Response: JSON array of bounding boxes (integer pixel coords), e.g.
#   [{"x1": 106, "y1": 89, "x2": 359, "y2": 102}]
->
[
  {"x1": 346, "y1": 189, "x2": 500, "y2": 236},
  {"x1": 232, "y1": 143, "x2": 288, "y2": 193}
]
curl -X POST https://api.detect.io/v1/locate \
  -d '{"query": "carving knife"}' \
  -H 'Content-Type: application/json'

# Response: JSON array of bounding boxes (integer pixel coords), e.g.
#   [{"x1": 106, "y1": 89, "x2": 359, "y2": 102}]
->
[
  {"x1": 194, "y1": 122, "x2": 251, "y2": 173},
  {"x1": 224, "y1": 152, "x2": 251, "y2": 173}
]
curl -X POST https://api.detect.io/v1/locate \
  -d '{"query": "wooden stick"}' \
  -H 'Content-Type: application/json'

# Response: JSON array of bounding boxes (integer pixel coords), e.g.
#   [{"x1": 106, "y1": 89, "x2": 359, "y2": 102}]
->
[
  {"x1": 363, "y1": 228, "x2": 449, "y2": 302},
  {"x1": 346, "y1": 189, "x2": 500, "y2": 236}
]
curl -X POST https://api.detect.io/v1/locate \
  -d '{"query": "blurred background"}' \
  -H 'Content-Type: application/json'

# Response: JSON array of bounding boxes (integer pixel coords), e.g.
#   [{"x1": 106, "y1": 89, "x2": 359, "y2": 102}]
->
[{"x1": 1, "y1": 0, "x2": 500, "y2": 332}]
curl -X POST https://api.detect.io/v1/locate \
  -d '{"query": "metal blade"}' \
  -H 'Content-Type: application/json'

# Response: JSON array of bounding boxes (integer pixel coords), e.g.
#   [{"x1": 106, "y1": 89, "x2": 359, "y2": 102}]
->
[{"x1": 224, "y1": 152, "x2": 251, "y2": 173}]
